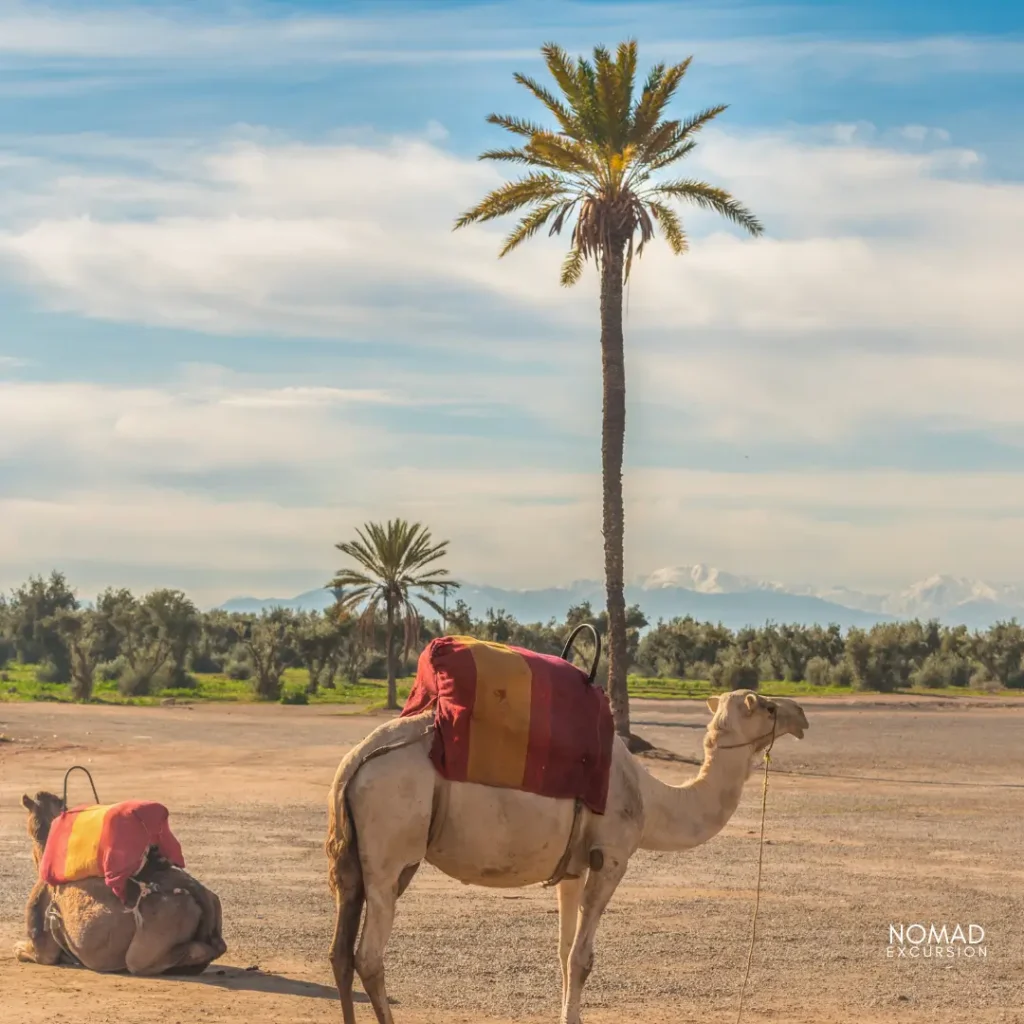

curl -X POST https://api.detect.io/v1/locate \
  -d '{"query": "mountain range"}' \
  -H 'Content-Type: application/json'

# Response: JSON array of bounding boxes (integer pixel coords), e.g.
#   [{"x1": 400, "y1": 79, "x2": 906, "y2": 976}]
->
[{"x1": 218, "y1": 564, "x2": 1024, "y2": 631}]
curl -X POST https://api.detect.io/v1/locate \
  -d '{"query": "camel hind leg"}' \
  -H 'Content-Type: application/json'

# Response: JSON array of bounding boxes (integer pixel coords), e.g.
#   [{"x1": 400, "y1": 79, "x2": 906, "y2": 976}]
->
[
  {"x1": 328, "y1": 833, "x2": 366, "y2": 1024},
  {"x1": 341, "y1": 743, "x2": 433, "y2": 1024},
  {"x1": 123, "y1": 893, "x2": 217, "y2": 976}
]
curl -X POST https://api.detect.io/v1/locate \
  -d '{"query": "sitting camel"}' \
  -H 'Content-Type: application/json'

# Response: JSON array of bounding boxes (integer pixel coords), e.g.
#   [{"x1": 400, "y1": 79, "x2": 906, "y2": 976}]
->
[
  {"x1": 326, "y1": 688, "x2": 809, "y2": 1024},
  {"x1": 15, "y1": 791, "x2": 227, "y2": 975}
]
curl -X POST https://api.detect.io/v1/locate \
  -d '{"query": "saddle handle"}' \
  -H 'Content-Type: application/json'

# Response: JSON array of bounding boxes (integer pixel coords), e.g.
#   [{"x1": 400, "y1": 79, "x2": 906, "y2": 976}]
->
[
  {"x1": 560, "y1": 623, "x2": 602, "y2": 685},
  {"x1": 62, "y1": 765, "x2": 100, "y2": 812}
]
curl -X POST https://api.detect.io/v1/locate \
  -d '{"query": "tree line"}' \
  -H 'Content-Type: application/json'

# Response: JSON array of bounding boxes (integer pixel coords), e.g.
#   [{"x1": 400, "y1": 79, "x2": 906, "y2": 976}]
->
[{"x1": 2, "y1": 570, "x2": 1022, "y2": 702}]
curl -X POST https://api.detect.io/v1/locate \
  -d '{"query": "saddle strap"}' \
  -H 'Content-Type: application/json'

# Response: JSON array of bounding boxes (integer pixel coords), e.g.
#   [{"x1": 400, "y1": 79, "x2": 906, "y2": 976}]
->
[
  {"x1": 45, "y1": 902, "x2": 82, "y2": 967},
  {"x1": 543, "y1": 799, "x2": 585, "y2": 888}
]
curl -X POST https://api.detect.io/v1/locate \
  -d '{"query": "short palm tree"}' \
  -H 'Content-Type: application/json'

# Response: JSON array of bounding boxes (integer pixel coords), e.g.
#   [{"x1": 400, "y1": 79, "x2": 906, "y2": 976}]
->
[
  {"x1": 330, "y1": 519, "x2": 456, "y2": 709},
  {"x1": 455, "y1": 41, "x2": 763, "y2": 743}
]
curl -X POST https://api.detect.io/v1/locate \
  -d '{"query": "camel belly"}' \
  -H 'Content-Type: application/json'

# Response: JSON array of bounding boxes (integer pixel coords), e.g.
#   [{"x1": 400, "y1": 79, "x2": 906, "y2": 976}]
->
[{"x1": 425, "y1": 779, "x2": 578, "y2": 887}]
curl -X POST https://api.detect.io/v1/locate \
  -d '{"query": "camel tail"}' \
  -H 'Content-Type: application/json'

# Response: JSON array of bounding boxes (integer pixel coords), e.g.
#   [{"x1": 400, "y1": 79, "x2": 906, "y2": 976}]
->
[{"x1": 327, "y1": 756, "x2": 365, "y2": 1024}]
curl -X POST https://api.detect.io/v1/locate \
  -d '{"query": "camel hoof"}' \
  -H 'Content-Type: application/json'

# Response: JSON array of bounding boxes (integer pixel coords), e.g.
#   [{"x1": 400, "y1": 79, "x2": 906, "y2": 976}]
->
[{"x1": 14, "y1": 941, "x2": 35, "y2": 963}]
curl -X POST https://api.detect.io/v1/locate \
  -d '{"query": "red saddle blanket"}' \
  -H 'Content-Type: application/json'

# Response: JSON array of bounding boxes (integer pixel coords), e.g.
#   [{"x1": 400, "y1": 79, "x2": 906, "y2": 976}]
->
[
  {"x1": 401, "y1": 635, "x2": 615, "y2": 814},
  {"x1": 39, "y1": 801, "x2": 185, "y2": 903}
]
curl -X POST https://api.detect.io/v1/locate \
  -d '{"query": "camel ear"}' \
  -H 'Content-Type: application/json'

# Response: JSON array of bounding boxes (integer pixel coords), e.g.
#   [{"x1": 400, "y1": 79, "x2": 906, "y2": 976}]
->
[
  {"x1": 22, "y1": 794, "x2": 36, "y2": 812},
  {"x1": 706, "y1": 696, "x2": 719, "y2": 714},
  {"x1": 744, "y1": 693, "x2": 759, "y2": 713}
]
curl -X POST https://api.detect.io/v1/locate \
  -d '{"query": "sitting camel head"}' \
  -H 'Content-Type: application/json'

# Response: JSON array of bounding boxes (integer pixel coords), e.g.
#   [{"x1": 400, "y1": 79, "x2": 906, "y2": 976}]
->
[
  {"x1": 21, "y1": 791, "x2": 65, "y2": 864},
  {"x1": 705, "y1": 690, "x2": 808, "y2": 753}
]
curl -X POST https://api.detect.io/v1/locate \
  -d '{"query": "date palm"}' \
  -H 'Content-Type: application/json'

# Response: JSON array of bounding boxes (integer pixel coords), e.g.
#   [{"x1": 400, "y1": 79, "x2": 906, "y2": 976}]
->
[
  {"x1": 455, "y1": 41, "x2": 762, "y2": 743},
  {"x1": 330, "y1": 519, "x2": 456, "y2": 709}
]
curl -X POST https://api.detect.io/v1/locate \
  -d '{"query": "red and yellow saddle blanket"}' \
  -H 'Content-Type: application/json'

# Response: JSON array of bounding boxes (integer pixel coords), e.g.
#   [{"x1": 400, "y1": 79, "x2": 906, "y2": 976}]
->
[
  {"x1": 39, "y1": 801, "x2": 185, "y2": 903},
  {"x1": 401, "y1": 635, "x2": 615, "y2": 814}
]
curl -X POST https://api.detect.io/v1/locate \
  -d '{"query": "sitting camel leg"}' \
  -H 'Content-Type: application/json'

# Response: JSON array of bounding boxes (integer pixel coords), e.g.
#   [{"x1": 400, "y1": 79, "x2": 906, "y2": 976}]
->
[
  {"x1": 561, "y1": 856, "x2": 627, "y2": 1024},
  {"x1": 14, "y1": 880, "x2": 63, "y2": 966},
  {"x1": 557, "y1": 876, "x2": 585, "y2": 1008},
  {"x1": 123, "y1": 894, "x2": 216, "y2": 977}
]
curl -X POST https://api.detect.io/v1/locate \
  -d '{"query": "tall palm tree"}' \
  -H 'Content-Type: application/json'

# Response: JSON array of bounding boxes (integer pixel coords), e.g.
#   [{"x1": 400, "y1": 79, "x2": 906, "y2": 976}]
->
[
  {"x1": 455, "y1": 41, "x2": 762, "y2": 744},
  {"x1": 330, "y1": 519, "x2": 456, "y2": 709}
]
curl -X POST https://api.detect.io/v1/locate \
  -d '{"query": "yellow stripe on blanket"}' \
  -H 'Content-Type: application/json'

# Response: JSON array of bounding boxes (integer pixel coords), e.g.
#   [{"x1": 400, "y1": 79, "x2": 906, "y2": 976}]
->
[
  {"x1": 464, "y1": 637, "x2": 534, "y2": 790},
  {"x1": 62, "y1": 804, "x2": 113, "y2": 881}
]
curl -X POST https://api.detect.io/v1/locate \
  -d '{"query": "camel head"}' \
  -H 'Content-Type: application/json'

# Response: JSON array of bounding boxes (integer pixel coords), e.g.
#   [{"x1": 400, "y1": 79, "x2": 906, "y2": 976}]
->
[
  {"x1": 21, "y1": 791, "x2": 65, "y2": 864},
  {"x1": 705, "y1": 690, "x2": 808, "y2": 754}
]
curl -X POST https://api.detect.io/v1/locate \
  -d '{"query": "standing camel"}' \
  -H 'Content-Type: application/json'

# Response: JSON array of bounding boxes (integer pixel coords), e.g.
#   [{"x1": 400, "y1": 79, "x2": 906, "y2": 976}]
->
[{"x1": 326, "y1": 689, "x2": 808, "y2": 1023}]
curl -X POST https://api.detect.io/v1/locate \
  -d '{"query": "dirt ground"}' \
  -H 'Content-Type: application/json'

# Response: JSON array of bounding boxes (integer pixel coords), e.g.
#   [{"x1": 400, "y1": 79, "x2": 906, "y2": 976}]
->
[{"x1": 1, "y1": 696, "x2": 1022, "y2": 1024}]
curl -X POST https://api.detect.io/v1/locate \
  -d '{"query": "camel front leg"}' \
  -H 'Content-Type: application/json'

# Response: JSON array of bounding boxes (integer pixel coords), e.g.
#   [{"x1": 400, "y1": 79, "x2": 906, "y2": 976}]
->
[
  {"x1": 15, "y1": 881, "x2": 63, "y2": 966},
  {"x1": 561, "y1": 856, "x2": 627, "y2": 1024},
  {"x1": 556, "y1": 876, "x2": 585, "y2": 1007}
]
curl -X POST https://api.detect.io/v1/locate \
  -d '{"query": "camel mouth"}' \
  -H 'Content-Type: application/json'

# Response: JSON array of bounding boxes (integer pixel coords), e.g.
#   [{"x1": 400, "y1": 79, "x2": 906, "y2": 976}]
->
[
  {"x1": 789, "y1": 709, "x2": 809, "y2": 740},
  {"x1": 771, "y1": 699, "x2": 808, "y2": 741}
]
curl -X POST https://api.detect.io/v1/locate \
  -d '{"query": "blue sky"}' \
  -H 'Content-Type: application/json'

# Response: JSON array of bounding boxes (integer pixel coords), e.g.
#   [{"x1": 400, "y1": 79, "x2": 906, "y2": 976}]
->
[{"x1": 1, "y1": 0, "x2": 1023, "y2": 603}]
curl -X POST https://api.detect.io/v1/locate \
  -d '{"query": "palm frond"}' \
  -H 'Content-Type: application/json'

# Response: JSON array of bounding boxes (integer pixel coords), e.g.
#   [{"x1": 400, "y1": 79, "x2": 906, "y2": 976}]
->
[
  {"x1": 643, "y1": 105, "x2": 727, "y2": 165},
  {"x1": 560, "y1": 246, "x2": 585, "y2": 287},
  {"x1": 478, "y1": 147, "x2": 539, "y2": 166},
  {"x1": 646, "y1": 139, "x2": 698, "y2": 172},
  {"x1": 540, "y1": 42, "x2": 586, "y2": 110},
  {"x1": 500, "y1": 199, "x2": 569, "y2": 257},
  {"x1": 615, "y1": 40, "x2": 638, "y2": 130},
  {"x1": 486, "y1": 113, "x2": 548, "y2": 139},
  {"x1": 652, "y1": 179, "x2": 764, "y2": 235},
  {"x1": 454, "y1": 172, "x2": 571, "y2": 229},
  {"x1": 647, "y1": 200, "x2": 689, "y2": 254},
  {"x1": 629, "y1": 56, "x2": 692, "y2": 144},
  {"x1": 526, "y1": 132, "x2": 601, "y2": 176},
  {"x1": 512, "y1": 72, "x2": 582, "y2": 138}
]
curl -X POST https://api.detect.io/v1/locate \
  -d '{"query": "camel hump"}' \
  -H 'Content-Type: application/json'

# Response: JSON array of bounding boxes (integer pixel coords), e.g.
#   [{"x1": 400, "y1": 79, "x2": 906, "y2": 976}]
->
[{"x1": 326, "y1": 712, "x2": 435, "y2": 867}]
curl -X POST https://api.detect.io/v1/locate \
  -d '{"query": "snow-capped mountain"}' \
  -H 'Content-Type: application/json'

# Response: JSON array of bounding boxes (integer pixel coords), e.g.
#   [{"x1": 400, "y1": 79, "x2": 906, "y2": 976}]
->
[
  {"x1": 639, "y1": 564, "x2": 788, "y2": 595},
  {"x1": 880, "y1": 575, "x2": 1024, "y2": 618},
  {"x1": 219, "y1": 565, "x2": 1024, "y2": 630}
]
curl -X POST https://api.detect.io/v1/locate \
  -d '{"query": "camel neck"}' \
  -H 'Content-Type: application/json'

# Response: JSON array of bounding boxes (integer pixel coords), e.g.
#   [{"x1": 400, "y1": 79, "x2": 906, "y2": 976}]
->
[{"x1": 636, "y1": 737, "x2": 756, "y2": 852}]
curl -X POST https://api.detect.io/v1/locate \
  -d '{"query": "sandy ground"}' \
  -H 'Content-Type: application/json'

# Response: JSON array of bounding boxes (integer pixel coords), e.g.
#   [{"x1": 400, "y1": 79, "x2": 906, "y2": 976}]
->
[{"x1": 1, "y1": 695, "x2": 1022, "y2": 1024}]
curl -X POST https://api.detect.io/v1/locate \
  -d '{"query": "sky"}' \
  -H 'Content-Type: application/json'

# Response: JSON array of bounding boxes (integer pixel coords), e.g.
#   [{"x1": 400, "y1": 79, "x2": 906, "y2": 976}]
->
[{"x1": 1, "y1": 0, "x2": 1023, "y2": 605}]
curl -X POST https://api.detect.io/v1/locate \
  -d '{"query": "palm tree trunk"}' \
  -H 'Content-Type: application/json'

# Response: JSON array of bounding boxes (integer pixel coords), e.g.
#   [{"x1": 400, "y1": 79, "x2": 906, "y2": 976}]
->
[
  {"x1": 385, "y1": 600, "x2": 398, "y2": 710},
  {"x1": 600, "y1": 242, "x2": 631, "y2": 740}
]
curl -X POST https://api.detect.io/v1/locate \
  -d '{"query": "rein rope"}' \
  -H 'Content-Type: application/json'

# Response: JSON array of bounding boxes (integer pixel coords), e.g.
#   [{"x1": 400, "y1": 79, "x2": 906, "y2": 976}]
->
[{"x1": 734, "y1": 711, "x2": 777, "y2": 1024}]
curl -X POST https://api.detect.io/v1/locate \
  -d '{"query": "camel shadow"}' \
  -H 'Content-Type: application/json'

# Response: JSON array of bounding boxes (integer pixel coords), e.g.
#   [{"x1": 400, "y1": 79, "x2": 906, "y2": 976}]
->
[{"x1": 177, "y1": 965, "x2": 356, "y2": 1001}]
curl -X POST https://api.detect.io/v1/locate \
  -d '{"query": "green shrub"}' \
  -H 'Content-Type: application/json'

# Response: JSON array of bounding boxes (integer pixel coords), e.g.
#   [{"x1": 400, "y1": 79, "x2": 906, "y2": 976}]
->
[
  {"x1": 280, "y1": 689, "x2": 309, "y2": 705},
  {"x1": 98, "y1": 657, "x2": 126, "y2": 682},
  {"x1": 190, "y1": 650, "x2": 224, "y2": 674},
  {"x1": 804, "y1": 656, "x2": 832, "y2": 687},
  {"x1": 911, "y1": 653, "x2": 973, "y2": 689},
  {"x1": 830, "y1": 660, "x2": 856, "y2": 688},
  {"x1": 710, "y1": 653, "x2": 760, "y2": 691},
  {"x1": 36, "y1": 660, "x2": 67, "y2": 684},
  {"x1": 226, "y1": 660, "x2": 252, "y2": 681}
]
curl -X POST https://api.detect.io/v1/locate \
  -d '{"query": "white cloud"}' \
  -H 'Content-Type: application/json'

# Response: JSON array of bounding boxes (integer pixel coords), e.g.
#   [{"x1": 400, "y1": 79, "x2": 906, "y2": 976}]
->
[
  {"x1": 637, "y1": 349, "x2": 1024, "y2": 444},
  {"x1": 4, "y1": 466, "x2": 1024, "y2": 603},
  {"x1": 2, "y1": 125, "x2": 1023, "y2": 351},
  {"x1": 0, "y1": 378, "x2": 400, "y2": 474}
]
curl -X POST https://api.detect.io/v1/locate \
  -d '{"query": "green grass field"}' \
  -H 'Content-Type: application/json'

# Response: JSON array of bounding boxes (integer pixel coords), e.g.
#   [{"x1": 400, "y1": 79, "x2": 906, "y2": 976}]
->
[{"x1": 0, "y1": 663, "x2": 1016, "y2": 706}]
